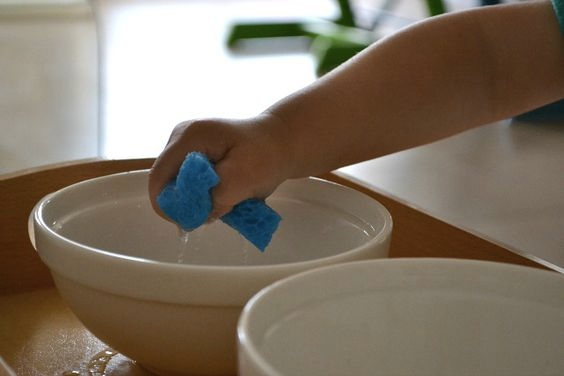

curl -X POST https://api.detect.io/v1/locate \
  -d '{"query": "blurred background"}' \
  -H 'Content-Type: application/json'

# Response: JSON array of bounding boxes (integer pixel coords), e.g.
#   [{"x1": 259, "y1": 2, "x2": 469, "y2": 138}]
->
[{"x1": 0, "y1": 0, "x2": 478, "y2": 175}]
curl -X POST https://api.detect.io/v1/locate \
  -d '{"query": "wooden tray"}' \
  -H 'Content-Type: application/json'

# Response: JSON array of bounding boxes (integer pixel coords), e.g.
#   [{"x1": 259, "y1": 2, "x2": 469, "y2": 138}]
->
[
  {"x1": 0, "y1": 159, "x2": 548, "y2": 375},
  {"x1": 1, "y1": 159, "x2": 157, "y2": 375}
]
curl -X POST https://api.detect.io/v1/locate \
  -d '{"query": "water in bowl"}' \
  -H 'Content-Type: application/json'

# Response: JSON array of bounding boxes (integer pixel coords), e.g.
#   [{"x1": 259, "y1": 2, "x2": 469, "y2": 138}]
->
[{"x1": 51, "y1": 194, "x2": 377, "y2": 267}]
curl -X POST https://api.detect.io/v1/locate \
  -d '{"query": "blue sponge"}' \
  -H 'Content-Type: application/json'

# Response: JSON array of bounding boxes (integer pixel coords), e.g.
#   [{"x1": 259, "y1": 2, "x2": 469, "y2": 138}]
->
[
  {"x1": 156, "y1": 152, "x2": 281, "y2": 251},
  {"x1": 157, "y1": 152, "x2": 219, "y2": 231},
  {"x1": 221, "y1": 199, "x2": 282, "y2": 252}
]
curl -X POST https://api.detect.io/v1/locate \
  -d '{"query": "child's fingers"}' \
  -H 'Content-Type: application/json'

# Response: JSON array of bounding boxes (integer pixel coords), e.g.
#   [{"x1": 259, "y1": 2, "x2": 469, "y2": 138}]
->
[
  {"x1": 149, "y1": 119, "x2": 239, "y2": 219},
  {"x1": 149, "y1": 116, "x2": 284, "y2": 224},
  {"x1": 210, "y1": 162, "x2": 249, "y2": 220},
  {"x1": 210, "y1": 152, "x2": 279, "y2": 220},
  {"x1": 148, "y1": 121, "x2": 209, "y2": 215}
]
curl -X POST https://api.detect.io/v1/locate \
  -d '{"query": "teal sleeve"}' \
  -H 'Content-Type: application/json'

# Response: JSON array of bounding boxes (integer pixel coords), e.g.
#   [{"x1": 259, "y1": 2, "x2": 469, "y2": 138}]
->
[{"x1": 552, "y1": 0, "x2": 564, "y2": 35}]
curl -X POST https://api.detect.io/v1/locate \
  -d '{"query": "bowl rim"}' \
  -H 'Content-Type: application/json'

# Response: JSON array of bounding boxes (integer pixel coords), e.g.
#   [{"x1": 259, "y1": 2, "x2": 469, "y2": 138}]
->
[
  {"x1": 237, "y1": 258, "x2": 564, "y2": 375},
  {"x1": 33, "y1": 170, "x2": 393, "y2": 272},
  {"x1": 31, "y1": 170, "x2": 393, "y2": 305}
]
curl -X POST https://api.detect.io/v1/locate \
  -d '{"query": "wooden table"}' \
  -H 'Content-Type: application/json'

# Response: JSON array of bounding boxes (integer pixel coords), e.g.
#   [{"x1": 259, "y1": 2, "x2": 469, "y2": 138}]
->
[
  {"x1": 337, "y1": 120, "x2": 564, "y2": 273},
  {"x1": 0, "y1": 158, "x2": 549, "y2": 375}
]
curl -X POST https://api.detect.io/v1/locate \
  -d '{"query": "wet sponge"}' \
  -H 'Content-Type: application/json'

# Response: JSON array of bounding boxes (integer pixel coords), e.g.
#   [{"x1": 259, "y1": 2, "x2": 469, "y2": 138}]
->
[
  {"x1": 157, "y1": 152, "x2": 219, "y2": 231},
  {"x1": 221, "y1": 199, "x2": 282, "y2": 252},
  {"x1": 156, "y1": 152, "x2": 281, "y2": 251}
]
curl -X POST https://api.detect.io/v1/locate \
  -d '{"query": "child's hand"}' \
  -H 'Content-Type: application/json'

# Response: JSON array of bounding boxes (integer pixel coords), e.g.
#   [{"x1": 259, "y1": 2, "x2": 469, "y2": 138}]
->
[{"x1": 148, "y1": 114, "x2": 292, "y2": 222}]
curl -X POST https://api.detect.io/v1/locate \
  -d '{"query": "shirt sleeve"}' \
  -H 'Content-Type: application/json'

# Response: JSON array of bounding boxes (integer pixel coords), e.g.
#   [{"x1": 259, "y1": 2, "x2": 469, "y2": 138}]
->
[{"x1": 552, "y1": 0, "x2": 564, "y2": 35}]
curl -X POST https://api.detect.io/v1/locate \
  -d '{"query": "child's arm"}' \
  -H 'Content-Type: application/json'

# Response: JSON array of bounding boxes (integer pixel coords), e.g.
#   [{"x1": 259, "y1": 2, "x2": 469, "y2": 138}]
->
[
  {"x1": 266, "y1": 0, "x2": 564, "y2": 178},
  {"x1": 149, "y1": 0, "x2": 564, "y2": 219}
]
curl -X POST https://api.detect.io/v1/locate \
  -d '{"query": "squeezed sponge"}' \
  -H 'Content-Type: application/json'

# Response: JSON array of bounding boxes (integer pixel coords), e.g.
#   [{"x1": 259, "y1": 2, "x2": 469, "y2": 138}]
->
[
  {"x1": 221, "y1": 199, "x2": 282, "y2": 252},
  {"x1": 157, "y1": 152, "x2": 219, "y2": 231},
  {"x1": 156, "y1": 152, "x2": 281, "y2": 251}
]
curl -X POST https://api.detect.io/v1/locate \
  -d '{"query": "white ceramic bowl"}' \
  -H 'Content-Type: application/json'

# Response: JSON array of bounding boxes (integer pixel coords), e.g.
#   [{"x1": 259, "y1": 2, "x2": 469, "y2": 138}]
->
[
  {"x1": 30, "y1": 170, "x2": 392, "y2": 375},
  {"x1": 238, "y1": 258, "x2": 564, "y2": 376}
]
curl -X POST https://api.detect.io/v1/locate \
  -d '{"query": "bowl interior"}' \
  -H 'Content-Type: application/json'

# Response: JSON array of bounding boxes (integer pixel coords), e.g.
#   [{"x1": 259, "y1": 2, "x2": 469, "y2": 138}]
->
[
  {"x1": 38, "y1": 171, "x2": 391, "y2": 266},
  {"x1": 239, "y1": 259, "x2": 564, "y2": 375}
]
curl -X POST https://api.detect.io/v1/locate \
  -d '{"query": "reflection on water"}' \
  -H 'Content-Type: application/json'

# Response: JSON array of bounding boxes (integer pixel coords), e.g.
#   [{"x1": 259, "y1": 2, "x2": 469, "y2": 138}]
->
[
  {"x1": 87, "y1": 349, "x2": 118, "y2": 376},
  {"x1": 62, "y1": 348, "x2": 119, "y2": 376}
]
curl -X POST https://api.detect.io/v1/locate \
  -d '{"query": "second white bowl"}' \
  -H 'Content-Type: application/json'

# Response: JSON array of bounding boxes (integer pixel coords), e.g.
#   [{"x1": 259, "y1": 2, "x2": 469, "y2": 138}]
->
[{"x1": 238, "y1": 258, "x2": 564, "y2": 376}]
